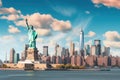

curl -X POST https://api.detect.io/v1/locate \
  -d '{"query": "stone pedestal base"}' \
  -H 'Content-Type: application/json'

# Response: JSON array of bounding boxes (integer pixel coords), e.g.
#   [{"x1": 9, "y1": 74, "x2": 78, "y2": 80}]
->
[{"x1": 26, "y1": 48, "x2": 39, "y2": 62}]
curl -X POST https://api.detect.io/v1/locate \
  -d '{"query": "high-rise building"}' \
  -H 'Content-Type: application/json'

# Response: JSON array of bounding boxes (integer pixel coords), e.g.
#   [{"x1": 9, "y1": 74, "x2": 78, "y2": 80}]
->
[
  {"x1": 80, "y1": 28, "x2": 84, "y2": 51},
  {"x1": 9, "y1": 48, "x2": 15, "y2": 63},
  {"x1": 94, "y1": 40, "x2": 101, "y2": 55},
  {"x1": 91, "y1": 45, "x2": 96, "y2": 56},
  {"x1": 65, "y1": 48, "x2": 69, "y2": 57},
  {"x1": 76, "y1": 55, "x2": 82, "y2": 66},
  {"x1": 56, "y1": 56, "x2": 62, "y2": 64},
  {"x1": 61, "y1": 47, "x2": 66, "y2": 57},
  {"x1": 43, "y1": 46, "x2": 48, "y2": 56},
  {"x1": 86, "y1": 45, "x2": 90, "y2": 55},
  {"x1": 51, "y1": 55, "x2": 56, "y2": 64},
  {"x1": 14, "y1": 53, "x2": 20, "y2": 63},
  {"x1": 21, "y1": 44, "x2": 29, "y2": 61},
  {"x1": 102, "y1": 47, "x2": 110, "y2": 56},
  {"x1": 71, "y1": 55, "x2": 77, "y2": 66},
  {"x1": 55, "y1": 44, "x2": 59, "y2": 56},
  {"x1": 57, "y1": 46, "x2": 62, "y2": 57},
  {"x1": 70, "y1": 41, "x2": 75, "y2": 56}
]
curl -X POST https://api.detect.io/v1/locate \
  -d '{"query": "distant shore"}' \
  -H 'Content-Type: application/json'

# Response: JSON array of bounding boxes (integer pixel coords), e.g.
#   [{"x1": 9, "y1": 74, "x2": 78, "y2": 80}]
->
[
  {"x1": 0, "y1": 68, "x2": 114, "y2": 71},
  {"x1": 0, "y1": 68, "x2": 24, "y2": 70}
]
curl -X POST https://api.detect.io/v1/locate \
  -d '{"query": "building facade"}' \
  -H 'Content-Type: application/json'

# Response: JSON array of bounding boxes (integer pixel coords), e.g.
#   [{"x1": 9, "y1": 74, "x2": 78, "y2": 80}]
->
[{"x1": 9, "y1": 48, "x2": 15, "y2": 63}]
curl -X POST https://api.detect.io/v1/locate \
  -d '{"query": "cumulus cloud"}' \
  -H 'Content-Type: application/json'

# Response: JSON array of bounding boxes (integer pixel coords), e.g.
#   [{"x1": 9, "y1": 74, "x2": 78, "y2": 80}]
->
[
  {"x1": 103, "y1": 40, "x2": 120, "y2": 48},
  {"x1": 14, "y1": 13, "x2": 72, "y2": 35},
  {"x1": 103, "y1": 31, "x2": 120, "y2": 48},
  {"x1": 26, "y1": 13, "x2": 53, "y2": 28},
  {"x1": 8, "y1": 25, "x2": 20, "y2": 33},
  {"x1": 85, "y1": 31, "x2": 96, "y2": 37},
  {"x1": 104, "y1": 31, "x2": 120, "y2": 41},
  {"x1": 0, "y1": 7, "x2": 21, "y2": 14},
  {"x1": 1, "y1": 14, "x2": 22, "y2": 21},
  {"x1": 36, "y1": 28, "x2": 51, "y2": 36},
  {"x1": 14, "y1": 20, "x2": 26, "y2": 27},
  {"x1": 0, "y1": 0, "x2": 2, "y2": 7},
  {"x1": 92, "y1": 0, "x2": 120, "y2": 9},
  {"x1": 51, "y1": 19, "x2": 71, "y2": 32}
]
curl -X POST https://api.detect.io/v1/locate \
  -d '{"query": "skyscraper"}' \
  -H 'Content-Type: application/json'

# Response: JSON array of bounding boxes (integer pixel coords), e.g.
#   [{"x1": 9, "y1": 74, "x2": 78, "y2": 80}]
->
[
  {"x1": 80, "y1": 28, "x2": 84, "y2": 51},
  {"x1": 14, "y1": 53, "x2": 20, "y2": 63},
  {"x1": 55, "y1": 44, "x2": 59, "y2": 56},
  {"x1": 91, "y1": 45, "x2": 96, "y2": 55},
  {"x1": 102, "y1": 46, "x2": 110, "y2": 56},
  {"x1": 70, "y1": 41, "x2": 75, "y2": 56},
  {"x1": 9, "y1": 48, "x2": 15, "y2": 63},
  {"x1": 57, "y1": 46, "x2": 62, "y2": 57},
  {"x1": 86, "y1": 45, "x2": 90, "y2": 55},
  {"x1": 61, "y1": 47, "x2": 66, "y2": 57},
  {"x1": 43, "y1": 46, "x2": 48, "y2": 56},
  {"x1": 65, "y1": 48, "x2": 69, "y2": 57},
  {"x1": 21, "y1": 44, "x2": 29, "y2": 61},
  {"x1": 94, "y1": 40, "x2": 101, "y2": 55}
]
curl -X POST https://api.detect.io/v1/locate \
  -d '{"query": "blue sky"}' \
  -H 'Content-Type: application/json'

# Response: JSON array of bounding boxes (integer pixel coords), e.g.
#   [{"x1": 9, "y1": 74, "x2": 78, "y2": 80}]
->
[{"x1": 0, "y1": 0, "x2": 120, "y2": 61}]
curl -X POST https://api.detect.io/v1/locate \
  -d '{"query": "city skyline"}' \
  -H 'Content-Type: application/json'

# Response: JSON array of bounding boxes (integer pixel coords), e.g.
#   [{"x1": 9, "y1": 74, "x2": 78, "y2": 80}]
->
[{"x1": 1, "y1": 0, "x2": 120, "y2": 61}]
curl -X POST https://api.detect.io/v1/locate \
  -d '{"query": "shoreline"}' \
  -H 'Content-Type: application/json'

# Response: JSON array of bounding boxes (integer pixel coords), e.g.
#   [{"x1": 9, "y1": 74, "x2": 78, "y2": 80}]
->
[{"x1": 0, "y1": 68, "x2": 113, "y2": 71}]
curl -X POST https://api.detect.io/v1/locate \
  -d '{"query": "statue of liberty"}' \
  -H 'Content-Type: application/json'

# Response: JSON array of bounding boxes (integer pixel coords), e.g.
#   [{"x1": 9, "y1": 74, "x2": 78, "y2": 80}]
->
[{"x1": 25, "y1": 19, "x2": 38, "y2": 49}]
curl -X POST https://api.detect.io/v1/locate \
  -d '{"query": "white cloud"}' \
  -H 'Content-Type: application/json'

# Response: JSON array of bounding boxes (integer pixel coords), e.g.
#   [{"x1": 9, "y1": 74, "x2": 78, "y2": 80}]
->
[
  {"x1": 14, "y1": 20, "x2": 26, "y2": 27},
  {"x1": 25, "y1": 13, "x2": 53, "y2": 28},
  {"x1": 8, "y1": 25, "x2": 20, "y2": 33},
  {"x1": 36, "y1": 28, "x2": 51, "y2": 36},
  {"x1": 0, "y1": 0, "x2": 2, "y2": 7},
  {"x1": 92, "y1": 0, "x2": 120, "y2": 9},
  {"x1": 14, "y1": 12, "x2": 72, "y2": 35},
  {"x1": 103, "y1": 31, "x2": 120, "y2": 48},
  {"x1": 103, "y1": 40, "x2": 120, "y2": 48},
  {"x1": 51, "y1": 19, "x2": 71, "y2": 32},
  {"x1": 85, "y1": 11, "x2": 90, "y2": 14},
  {"x1": 85, "y1": 31, "x2": 96, "y2": 37},
  {"x1": 110, "y1": 49, "x2": 120, "y2": 56},
  {"x1": 0, "y1": 7, "x2": 21, "y2": 14},
  {"x1": 1, "y1": 14, "x2": 22, "y2": 21},
  {"x1": 104, "y1": 31, "x2": 120, "y2": 41}
]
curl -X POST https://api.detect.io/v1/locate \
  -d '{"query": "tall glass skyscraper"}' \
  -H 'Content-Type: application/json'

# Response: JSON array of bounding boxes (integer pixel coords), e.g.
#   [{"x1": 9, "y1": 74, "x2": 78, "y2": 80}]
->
[
  {"x1": 80, "y1": 28, "x2": 84, "y2": 51},
  {"x1": 94, "y1": 40, "x2": 101, "y2": 55}
]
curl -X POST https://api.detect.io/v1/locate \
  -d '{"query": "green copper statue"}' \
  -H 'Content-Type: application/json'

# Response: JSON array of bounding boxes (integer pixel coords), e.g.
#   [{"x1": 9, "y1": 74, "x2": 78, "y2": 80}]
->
[{"x1": 25, "y1": 19, "x2": 38, "y2": 49}]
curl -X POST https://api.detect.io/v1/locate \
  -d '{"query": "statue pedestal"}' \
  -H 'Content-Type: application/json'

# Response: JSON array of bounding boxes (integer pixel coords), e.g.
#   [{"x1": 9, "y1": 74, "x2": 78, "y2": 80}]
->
[{"x1": 26, "y1": 48, "x2": 39, "y2": 62}]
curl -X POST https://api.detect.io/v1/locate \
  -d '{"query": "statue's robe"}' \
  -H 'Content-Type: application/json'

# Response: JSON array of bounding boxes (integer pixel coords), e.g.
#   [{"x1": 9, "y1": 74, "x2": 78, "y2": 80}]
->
[{"x1": 28, "y1": 29, "x2": 37, "y2": 48}]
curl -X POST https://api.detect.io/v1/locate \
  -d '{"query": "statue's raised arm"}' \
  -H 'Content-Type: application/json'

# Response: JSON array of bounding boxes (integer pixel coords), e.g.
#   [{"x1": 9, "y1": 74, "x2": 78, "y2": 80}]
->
[{"x1": 25, "y1": 19, "x2": 29, "y2": 30}]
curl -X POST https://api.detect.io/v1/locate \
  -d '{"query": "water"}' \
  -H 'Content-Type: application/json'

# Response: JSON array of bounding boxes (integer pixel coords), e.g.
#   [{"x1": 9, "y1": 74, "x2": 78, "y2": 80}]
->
[{"x1": 0, "y1": 69, "x2": 120, "y2": 80}]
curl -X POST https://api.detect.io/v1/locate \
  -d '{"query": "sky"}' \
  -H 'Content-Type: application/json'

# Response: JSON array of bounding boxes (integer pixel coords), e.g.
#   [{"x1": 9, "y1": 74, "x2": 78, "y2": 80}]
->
[{"x1": 0, "y1": 0, "x2": 120, "y2": 61}]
